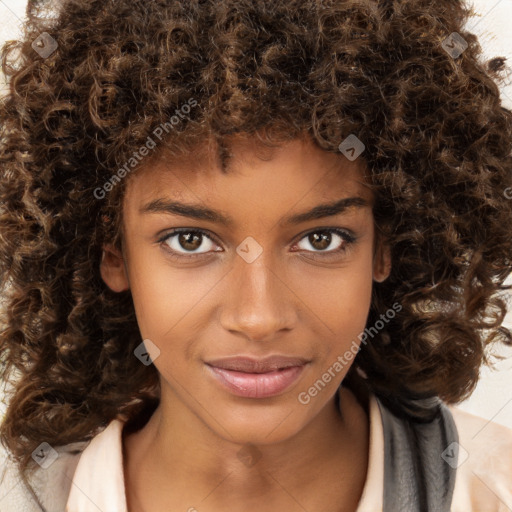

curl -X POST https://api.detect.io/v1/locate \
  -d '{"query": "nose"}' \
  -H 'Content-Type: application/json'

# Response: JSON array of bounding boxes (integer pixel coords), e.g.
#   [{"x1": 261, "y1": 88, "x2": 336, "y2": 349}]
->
[{"x1": 218, "y1": 252, "x2": 298, "y2": 342}]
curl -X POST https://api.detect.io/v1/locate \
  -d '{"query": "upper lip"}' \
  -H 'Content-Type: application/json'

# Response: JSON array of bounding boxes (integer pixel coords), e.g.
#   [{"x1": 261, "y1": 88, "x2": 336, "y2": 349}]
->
[{"x1": 205, "y1": 355, "x2": 310, "y2": 373}]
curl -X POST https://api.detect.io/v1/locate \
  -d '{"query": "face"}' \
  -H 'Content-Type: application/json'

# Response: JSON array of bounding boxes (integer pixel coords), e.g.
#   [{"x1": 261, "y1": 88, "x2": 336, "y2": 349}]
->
[{"x1": 100, "y1": 135, "x2": 391, "y2": 446}]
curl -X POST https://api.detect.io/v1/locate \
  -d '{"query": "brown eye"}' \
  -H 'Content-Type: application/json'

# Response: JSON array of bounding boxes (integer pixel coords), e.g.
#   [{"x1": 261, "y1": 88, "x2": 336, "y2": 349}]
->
[
  {"x1": 159, "y1": 229, "x2": 220, "y2": 257},
  {"x1": 296, "y1": 229, "x2": 354, "y2": 253},
  {"x1": 178, "y1": 232, "x2": 203, "y2": 251},
  {"x1": 307, "y1": 232, "x2": 332, "y2": 251}
]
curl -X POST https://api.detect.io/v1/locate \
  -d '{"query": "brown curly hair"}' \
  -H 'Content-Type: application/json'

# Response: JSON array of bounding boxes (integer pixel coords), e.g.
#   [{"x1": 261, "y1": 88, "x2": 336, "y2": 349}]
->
[{"x1": 1, "y1": 0, "x2": 512, "y2": 481}]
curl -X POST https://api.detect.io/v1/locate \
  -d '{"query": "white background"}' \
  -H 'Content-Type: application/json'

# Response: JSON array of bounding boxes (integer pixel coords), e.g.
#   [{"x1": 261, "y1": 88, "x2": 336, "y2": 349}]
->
[{"x1": 0, "y1": 0, "x2": 511, "y2": 427}]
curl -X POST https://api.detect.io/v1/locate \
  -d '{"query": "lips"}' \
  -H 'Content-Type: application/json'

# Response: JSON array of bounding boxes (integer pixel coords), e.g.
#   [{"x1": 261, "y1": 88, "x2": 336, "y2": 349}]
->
[
  {"x1": 205, "y1": 355, "x2": 310, "y2": 398},
  {"x1": 205, "y1": 355, "x2": 310, "y2": 373}
]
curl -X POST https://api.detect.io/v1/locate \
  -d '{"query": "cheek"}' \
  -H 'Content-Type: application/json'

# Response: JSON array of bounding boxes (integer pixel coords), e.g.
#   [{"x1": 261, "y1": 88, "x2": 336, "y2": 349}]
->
[
  {"x1": 126, "y1": 250, "x2": 219, "y2": 346},
  {"x1": 123, "y1": 243, "x2": 177, "y2": 340},
  {"x1": 291, "y1": 255, "x2": 374, "y2": 337}
]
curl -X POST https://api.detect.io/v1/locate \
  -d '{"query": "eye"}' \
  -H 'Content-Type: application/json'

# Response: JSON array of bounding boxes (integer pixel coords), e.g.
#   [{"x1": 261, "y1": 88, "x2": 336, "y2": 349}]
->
[
  {"x1": 293, "y1": 228, "x2": 356, "y2": 255},
  {"x1": 158, "y1": 228, "x2": 221, "y2": 258},
  {"x1": 157, "y1": 227, "x2": 357, "y2": 261}
]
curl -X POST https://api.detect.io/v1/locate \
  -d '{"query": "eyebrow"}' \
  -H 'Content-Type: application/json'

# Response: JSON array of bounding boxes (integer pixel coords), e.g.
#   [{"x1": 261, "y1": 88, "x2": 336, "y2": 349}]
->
[{"x1": 139, "y1": 196, "x2": 370, "y2": 226}]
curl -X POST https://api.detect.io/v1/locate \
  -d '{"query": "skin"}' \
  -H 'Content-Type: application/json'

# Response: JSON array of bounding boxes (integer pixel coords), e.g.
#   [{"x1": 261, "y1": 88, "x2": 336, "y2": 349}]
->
[{"x1": 100, "y1": 134, "x2": 391, "y2": 512}]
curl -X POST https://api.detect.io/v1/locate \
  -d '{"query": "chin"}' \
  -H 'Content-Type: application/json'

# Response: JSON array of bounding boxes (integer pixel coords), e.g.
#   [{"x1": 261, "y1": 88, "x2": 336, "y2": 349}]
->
[{"x1": 204, "y1": 402, "x2": 307, "y2": 446}]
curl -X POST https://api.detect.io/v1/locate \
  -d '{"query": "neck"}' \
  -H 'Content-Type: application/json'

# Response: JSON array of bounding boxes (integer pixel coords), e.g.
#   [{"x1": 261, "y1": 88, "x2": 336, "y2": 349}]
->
[{"x1": 123, "y1": 381, "x2": 370, "y2": 512}]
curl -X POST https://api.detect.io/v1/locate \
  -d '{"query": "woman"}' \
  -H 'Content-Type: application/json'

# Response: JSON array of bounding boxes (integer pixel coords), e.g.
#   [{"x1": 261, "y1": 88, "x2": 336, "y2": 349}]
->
[{"x1": 0, "y1": 0, "x2": 511, "y2": 510}]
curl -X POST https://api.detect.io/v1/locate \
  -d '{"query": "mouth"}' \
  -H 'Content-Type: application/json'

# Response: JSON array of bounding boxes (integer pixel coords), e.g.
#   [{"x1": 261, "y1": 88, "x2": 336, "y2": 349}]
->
[{"x1": 204, "y1": 355, "x2": 310, "y2": 399}]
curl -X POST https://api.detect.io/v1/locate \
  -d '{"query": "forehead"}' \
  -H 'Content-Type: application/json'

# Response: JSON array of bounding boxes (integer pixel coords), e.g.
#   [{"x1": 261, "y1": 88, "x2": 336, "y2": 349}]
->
[{"x1": 123, "y1": 135, "x2": 373, "y2": 212}]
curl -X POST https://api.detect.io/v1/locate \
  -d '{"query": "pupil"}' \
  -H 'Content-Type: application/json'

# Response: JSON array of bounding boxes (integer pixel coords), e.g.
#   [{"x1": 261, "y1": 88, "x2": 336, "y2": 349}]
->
[
  {"x1": 179, "y1": 232, "x2": 201, "y2": 251},
  {"x1": 310, "y1": 232, "x2": 330, "y2": 250}
]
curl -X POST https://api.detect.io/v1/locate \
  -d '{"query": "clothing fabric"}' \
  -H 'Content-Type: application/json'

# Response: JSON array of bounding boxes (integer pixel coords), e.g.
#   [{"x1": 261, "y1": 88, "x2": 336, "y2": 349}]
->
[
  {"x1": 379, "y1": 394, "x2": 458, "y2": 511},
  {"x1": 1, "y1": 389, "x2": 511, "y2": 512}
]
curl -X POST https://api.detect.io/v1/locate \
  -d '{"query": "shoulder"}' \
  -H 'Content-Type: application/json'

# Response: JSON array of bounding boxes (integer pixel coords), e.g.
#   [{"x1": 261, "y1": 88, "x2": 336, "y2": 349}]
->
[
  {"x1": 447, "y1": 404, "x2": 512, "y2": 511},
  {"x1": 0, "y1": 437, "x2": 90, "y2": 512}
]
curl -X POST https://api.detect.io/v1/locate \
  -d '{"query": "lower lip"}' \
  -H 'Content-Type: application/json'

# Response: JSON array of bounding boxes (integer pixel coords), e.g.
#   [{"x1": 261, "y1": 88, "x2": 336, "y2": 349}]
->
[{"x1": 206, "y1": 364, "x2": 307, "y2": 398}]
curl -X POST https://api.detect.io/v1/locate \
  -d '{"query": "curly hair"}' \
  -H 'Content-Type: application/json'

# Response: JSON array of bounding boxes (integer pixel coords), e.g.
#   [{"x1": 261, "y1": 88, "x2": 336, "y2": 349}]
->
[{"x1": 1, "y1": 0, "x2": 512, "y2": 480}]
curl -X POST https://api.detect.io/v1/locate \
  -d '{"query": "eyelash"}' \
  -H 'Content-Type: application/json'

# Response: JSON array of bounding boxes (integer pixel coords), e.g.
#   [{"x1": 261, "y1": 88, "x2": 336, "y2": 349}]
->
[{"x1": 157, "y1": 227, "x2": 357, "y2": 262}]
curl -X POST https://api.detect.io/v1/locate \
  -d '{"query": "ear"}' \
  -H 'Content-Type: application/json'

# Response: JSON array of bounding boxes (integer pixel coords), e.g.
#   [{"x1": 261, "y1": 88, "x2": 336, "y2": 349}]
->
[
  {"x1": 100, "y1": 243, "x2": 130, "y2": 292},
  {"x1": 373, "y1": 240, "x2": 391, "y2": 283}
]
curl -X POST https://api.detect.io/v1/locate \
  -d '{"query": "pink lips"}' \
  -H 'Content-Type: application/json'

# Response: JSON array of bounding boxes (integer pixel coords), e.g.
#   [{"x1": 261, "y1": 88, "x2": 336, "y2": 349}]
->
[{"x1": 205, "y1": 356, "x2": 309, "y2": 398}]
